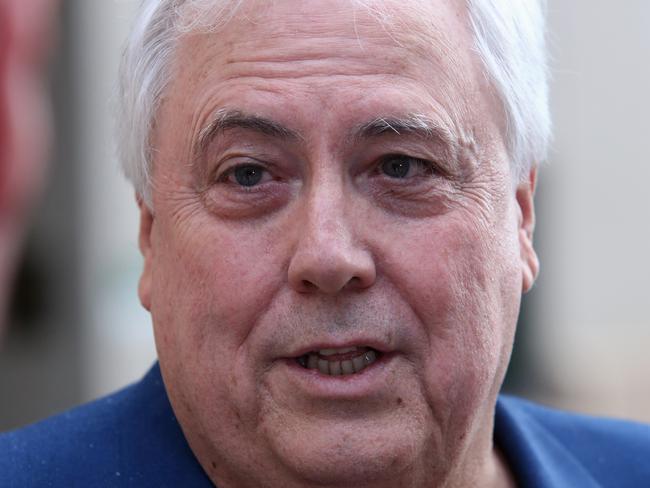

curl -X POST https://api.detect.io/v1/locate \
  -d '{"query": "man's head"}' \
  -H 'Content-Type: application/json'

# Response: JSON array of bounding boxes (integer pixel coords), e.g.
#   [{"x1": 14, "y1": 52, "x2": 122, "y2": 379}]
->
[{"x1": 118, "y1": 1, "x2": 548, "y2": 486}]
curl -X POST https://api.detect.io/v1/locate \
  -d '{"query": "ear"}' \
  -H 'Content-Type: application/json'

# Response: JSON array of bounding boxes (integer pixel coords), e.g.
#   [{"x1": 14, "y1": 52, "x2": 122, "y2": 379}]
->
[
  {"x1": 516, "y1": 167, "x2": 540, "y2": 293},
  {"x1": 137, "y1": 195, "x2": 154, "y2": 311}
]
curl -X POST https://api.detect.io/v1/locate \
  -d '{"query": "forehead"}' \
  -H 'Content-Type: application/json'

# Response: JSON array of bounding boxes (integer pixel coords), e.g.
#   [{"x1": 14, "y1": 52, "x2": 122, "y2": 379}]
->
[{"x1": 166, "y1": 0, "x2": 500, "y2": 153}]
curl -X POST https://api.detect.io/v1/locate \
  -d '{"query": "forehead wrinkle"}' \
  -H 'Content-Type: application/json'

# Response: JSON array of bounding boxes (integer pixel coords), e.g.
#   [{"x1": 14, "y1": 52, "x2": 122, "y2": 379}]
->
[
  {"x1": 178, "y1": 1, "x2": 476, "y2": 100},
  {"x1": 219, "y1": 36, "x2": 416, "y2": 80},
  {"x1": 171, "y1": 0, "x2": 492, "y2": 175},
  {"x1": 208, "y1": 1, "x2": 462, "y2": 75}
]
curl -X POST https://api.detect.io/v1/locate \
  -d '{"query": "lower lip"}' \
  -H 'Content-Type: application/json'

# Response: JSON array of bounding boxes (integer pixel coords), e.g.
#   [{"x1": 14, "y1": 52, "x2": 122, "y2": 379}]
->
[{"x1": 278, "y1": 353, "x2": 396, "y2": 399}]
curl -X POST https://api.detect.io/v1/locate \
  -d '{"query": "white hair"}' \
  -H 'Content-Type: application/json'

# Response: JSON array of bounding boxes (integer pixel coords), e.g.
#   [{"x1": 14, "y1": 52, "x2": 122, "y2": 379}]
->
[
  {"x1": 116, "y1": 0, "x2": 550, "y2": 206},
  {"x1": 468, "y1": 0, "x2": 550, "y2": 182}
]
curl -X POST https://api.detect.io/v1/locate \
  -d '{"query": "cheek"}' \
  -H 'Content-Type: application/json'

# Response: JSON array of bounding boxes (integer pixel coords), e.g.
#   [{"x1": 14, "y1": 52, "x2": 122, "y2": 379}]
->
[
  {"x1": 150, "y1": 215, "x2": 287, "y2": 362},
  {"x1": 149, "y1": 211, "x2": 292, "y2": 444},
  {"x1": 382, "y1": 212, "x2": 520, "y2": 409}
]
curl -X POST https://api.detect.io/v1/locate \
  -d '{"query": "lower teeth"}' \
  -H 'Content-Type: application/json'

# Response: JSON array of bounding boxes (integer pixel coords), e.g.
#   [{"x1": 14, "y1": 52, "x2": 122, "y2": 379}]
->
[{"x1": 299, "y1": 350, "x2": 378, "y2": 376}]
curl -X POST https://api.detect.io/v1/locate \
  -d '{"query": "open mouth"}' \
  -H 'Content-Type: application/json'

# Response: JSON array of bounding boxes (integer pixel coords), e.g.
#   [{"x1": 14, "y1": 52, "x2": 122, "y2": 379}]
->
[{"x1": 296, "y1": 347, "x2": 380, "y2": 376}]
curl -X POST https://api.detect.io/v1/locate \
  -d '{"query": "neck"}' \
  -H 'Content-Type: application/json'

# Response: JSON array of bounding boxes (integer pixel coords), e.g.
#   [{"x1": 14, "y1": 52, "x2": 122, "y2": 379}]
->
[{"x1": 441, "y1": 418, "x2": 517, "y2": 488}]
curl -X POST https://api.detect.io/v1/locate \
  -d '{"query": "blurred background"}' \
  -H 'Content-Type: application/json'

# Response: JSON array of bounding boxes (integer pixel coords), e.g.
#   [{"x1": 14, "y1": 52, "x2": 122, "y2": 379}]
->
[{"x1": 0, "y1": 0, "x2": 648, "y2": 431}]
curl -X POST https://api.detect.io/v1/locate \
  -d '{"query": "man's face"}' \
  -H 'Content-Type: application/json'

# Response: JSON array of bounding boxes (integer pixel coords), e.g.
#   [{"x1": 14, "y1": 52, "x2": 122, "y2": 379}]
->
[{"x1": 139, "y1": 0, "x2": 538, "y2": 486}]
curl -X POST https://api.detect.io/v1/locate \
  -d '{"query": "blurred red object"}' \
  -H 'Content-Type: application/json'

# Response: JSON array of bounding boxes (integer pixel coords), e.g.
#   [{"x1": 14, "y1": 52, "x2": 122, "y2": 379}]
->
[{"x1": 0, "y1": 0, "x2": 59, "y2": 332}]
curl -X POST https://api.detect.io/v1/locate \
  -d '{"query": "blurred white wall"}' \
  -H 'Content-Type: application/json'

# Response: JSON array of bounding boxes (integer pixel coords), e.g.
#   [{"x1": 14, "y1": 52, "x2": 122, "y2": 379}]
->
[
  {"x1": 67, "y1": 0, "x2": 650, "y2": 421},
  {"x1": 72, "y1": 0, "x2": 156, "y2": 401},
  {"x1": 531, "y1": 0, "x2": 650, "y2": 421}
]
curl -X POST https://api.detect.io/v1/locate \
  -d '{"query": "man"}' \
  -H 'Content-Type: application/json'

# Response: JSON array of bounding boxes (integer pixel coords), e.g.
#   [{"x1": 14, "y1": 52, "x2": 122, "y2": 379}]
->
[
  {"x1": 1, "y1": 0, "x2": 649, "y2": 486},
  {"x1": 0, "y1": 0, "x2": 58, "y2": 332}
]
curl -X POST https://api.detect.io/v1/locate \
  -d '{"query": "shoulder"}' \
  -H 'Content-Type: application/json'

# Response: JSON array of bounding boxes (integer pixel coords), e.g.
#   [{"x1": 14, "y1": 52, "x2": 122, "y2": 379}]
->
[
  {"x1": 0, "y1": 364, "x2": 211, "y2": 487},
  {"x1": 499, "y1": 395, "x2": 650, "y2": 448},
  {"x1": 0, "y1": 381, "x2": 140, "y2": 486},
  {"x1": 496, "y1": 394, "x2": 650, "y2": 487}
]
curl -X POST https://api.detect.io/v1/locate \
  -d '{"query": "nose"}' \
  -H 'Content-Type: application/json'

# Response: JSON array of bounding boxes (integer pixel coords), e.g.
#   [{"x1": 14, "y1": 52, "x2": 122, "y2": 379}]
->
[{"x1": 287, "y1": 187, "x2": 376, "y2": 295}]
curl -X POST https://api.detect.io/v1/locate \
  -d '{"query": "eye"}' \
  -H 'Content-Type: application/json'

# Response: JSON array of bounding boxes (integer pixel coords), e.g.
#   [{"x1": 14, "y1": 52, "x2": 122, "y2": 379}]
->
[
  {"x1": 219, "y1": 163, "x2": 271, "y2": 187},
  {"x1": 379, "y1": 155, "x2": 436, "y2": 179}
]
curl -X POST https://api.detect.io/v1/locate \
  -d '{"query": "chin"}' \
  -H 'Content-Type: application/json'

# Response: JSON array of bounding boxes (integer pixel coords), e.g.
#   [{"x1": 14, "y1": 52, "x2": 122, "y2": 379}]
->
[{"x1": 262, "y1": 416, "x2": 442, "y2": 487}]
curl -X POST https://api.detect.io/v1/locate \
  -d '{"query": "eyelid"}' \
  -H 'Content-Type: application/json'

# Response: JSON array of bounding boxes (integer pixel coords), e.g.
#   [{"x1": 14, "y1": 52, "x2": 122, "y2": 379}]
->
[
  {"x1": 213, "y1": 158, "x2": 270, "y2": 182},
  {"x1": 217, "y1": 162, "x2": 260, "y2": 179},
  {"x1": 377, "y1": 154, "x2": 442, "y2": 176}
]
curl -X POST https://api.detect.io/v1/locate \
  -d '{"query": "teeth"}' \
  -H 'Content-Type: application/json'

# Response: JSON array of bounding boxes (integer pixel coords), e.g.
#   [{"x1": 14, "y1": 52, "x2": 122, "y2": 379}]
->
[
  {"x1": 319, "y1": 347, "x2": 358, "y2": 356},
  {"x1": 299, "y1": 348, "x2": 379, "y2": 376},
  {"x1": 307, "y1": 354, "x2": 319, "y2": 369},
  {"x1": 364, "y1": 350, "x2": 377, "y2": 365},
  {"x1": 341, "y1": 360, "x2": 354, "y2": 375},
  {"x1": 317, "y1": 359, "x2": 329, "y2": 375},
  {"x1": 329, "y1": 360, "x2": 342, "y2": 375},
  {"x1": 352, "y1": 355, "x2": 365, "y2": 372}
]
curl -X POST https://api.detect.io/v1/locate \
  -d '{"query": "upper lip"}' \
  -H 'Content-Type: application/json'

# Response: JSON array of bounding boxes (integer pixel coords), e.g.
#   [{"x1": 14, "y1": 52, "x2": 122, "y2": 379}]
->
[{"x1": 286, "y1": 339, "x2": 393, "y2": 358}]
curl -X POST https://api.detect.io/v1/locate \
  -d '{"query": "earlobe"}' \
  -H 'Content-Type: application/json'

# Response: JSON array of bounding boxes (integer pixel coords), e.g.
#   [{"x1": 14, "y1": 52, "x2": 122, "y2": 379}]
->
[
  {"x1": 137, "y1": 195, "x2": 154, "y2": 311},
  {"x1": 516, "y1": 167, "x2": 540, "y2": 293}
]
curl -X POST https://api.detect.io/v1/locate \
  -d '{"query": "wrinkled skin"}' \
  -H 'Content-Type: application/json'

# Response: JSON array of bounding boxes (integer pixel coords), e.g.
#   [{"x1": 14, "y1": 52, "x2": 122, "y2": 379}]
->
[{"x1": 138, "y1": 0, "x2": 538, "y2": 486}]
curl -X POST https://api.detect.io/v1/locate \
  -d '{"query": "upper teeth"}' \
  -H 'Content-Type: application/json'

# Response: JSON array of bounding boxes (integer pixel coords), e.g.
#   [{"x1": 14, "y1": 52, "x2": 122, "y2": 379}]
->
[
  {"x1": 302, "y1": 348, "x2": 378, "y2": 376},
  {"x1": 319, "y1": 347, "x2": 358, "y2": 356}
]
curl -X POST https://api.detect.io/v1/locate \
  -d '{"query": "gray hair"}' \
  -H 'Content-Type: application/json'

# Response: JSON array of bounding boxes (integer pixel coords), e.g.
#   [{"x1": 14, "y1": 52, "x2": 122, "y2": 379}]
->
[{"x1": 116, "y1": 0, "x2": 550, "y2": 206}]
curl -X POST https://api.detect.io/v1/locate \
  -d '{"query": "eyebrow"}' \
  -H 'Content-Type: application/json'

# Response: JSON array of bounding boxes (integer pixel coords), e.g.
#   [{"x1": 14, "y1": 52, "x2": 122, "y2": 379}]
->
[
  {"x1": 196, "y1": 109, "x2": 301, "y2": 157},
  {"x1": 355, "y1": 114, "x2": 459, "y2": 153},
  {"x1": 195, "y1": 109, "x2": 458, "y2": 159}
]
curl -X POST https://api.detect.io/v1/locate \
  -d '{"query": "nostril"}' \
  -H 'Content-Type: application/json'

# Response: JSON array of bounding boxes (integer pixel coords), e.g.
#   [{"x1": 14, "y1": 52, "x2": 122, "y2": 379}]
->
[
  {"x1": 301, "y1": 280, "x2": 317, "y2": 291},
  {"x1": 288, "y1": 248, "x2": 376, "y2": 294},
  {"x1": 346, "y1": 276, "x2": 362, "y2": 289}
]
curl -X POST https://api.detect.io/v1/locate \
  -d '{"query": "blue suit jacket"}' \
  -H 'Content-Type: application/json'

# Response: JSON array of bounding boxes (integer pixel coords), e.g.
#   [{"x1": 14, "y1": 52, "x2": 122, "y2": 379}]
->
[{"x1": 1, "y1": 363, "x2": 649, "y2": 487}]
